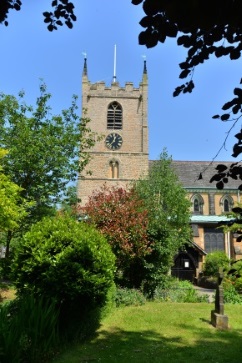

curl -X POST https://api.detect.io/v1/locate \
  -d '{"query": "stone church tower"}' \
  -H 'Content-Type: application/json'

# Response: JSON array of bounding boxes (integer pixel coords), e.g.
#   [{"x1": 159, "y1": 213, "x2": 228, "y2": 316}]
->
[{"x1": 77, "y1": 57, "x2": 149, "y2": 205}]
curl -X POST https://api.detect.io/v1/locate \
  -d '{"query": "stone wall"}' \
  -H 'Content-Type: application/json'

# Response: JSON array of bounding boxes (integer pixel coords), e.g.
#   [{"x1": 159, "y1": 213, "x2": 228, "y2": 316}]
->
[{"x1": 78, "y1": 63, "x2": 148, "y2": 205}]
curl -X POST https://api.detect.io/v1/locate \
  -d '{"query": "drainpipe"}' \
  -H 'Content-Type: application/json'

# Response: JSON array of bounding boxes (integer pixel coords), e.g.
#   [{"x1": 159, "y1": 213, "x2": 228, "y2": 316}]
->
[{"x1": 227, "y1": 231, "x2": 231, "y2": 260}]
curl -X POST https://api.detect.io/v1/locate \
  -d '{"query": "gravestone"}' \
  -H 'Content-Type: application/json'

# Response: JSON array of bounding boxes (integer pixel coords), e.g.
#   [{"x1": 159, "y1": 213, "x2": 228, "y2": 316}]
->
[{"x1": 211, "y1": 268, "x2": 229, "y2": 329}]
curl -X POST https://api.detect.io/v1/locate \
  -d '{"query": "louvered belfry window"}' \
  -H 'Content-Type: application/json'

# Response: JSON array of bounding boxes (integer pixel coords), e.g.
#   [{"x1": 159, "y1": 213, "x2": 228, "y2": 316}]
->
[{"x1": 107, "y1": 102, "x2": 122, "y2": 129}]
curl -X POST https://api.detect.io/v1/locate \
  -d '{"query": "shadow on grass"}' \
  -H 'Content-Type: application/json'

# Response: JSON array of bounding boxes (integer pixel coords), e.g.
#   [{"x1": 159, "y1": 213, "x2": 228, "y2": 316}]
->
[{"x1": 54, "y1": 317, "x2": 242, "y2": 363}]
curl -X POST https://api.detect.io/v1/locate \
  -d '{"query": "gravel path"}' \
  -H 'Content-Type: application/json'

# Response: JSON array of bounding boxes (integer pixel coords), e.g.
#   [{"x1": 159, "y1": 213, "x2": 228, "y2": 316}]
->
[{"x1": 194, "y1": 286, "x2": 215, "y2": 303}]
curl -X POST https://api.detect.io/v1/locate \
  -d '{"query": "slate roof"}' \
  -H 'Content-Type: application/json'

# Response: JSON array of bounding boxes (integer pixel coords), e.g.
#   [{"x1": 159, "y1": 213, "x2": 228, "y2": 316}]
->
[{"x1": 149, "y1": 160, "x2": 242, "y2": 190}]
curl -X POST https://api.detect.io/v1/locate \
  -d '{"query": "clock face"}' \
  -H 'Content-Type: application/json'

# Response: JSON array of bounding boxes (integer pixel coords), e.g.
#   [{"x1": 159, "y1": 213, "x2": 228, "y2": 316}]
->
[{"x1": 105, "y1": 133, "x2": 123, "y2": 150}]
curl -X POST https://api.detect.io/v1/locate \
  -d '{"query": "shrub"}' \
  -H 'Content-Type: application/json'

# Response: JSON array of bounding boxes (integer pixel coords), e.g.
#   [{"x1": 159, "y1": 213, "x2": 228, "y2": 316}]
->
[
  {"x1": 203, "y1": 251, "x2": 230, "y2": 277},
  {"x1": 234, "y1": 277, "x2": 242, "y2": 292},
  {"x1": 153, "y1": 278, "x2": 208, "y2": 303},
  {"x1": 223, "y1": 283, "x2": 242, "y2": 304},
  {"x1": 227, "y1": 259, "x2": 242, "y2": 293},
  {"x1": 115, "y1": 287, "x2": 146, "y2": 307},
  {"x1": 12, "y1": 214, "x2": 116, "y2": 340}
]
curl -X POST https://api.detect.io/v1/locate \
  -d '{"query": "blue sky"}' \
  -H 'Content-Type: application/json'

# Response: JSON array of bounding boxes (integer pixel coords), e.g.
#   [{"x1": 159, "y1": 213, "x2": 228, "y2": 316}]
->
[{"x1": 1, "y1": 1, "x2": 241, "y2": 161}]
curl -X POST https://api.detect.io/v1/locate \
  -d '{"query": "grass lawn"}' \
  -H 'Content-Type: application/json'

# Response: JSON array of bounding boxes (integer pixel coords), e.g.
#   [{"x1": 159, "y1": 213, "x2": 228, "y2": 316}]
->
[{"x1": 52, "y1": 302, "x2": 242, "y2": 363}]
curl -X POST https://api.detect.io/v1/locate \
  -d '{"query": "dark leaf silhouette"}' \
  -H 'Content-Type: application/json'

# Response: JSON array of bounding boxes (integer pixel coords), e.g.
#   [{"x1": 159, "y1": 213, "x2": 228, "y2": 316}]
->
[
  {"x1": 235, "y1": 132, "x2": 242, "y2": 140},
  {"x1": 230, "y1": 48, "x2": 241, "y2": 60},
  {"x1": 215, "y1": 164, "x2": 228, "y2": 172},
  {"x1": 222, "y1": 100, "x2": 236, "y2": 110},
  {"x1": 132, "y1": 0, "x2": 143, "y2": 4},
  {"x1": 232, "y1": 104, "x2": 241, "y2": 114},
  {"x1": 210, "y1": 174, "x2": 222, "y2": 183},
  {"x1": 179, "y1": 69, "x2": 191, "y2": 79},
  {"x1": 216, "y1": 180, "x2": 224, "y2": 190},
  {"x1": 139, "y1": 16, "x2": 151, "y2": 28},
  {"x1": 232, "y1": 207, "x2": 242, "y2": 214},
  {"x1": 232, "y1": 144, "x2": 242, "y2": 158},
  {"x1": 221, "y1": 113, "x2": 230, "y2": 121},
  {"x1": 234, "y1": 88, "x2": 242, "y2": 97}
]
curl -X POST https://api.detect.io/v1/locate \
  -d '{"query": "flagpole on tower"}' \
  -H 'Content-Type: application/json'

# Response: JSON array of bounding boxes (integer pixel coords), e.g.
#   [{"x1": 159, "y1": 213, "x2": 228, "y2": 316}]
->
[{"x1": 113, "y1": 44, "x2": 117, "y2": 83}]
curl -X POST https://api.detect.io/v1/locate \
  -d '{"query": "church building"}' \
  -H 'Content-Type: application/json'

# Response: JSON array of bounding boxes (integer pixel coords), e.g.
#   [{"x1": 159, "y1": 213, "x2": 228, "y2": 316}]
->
[
  {"x1": 78, "y1": 58, "x2": 242, "y2": 282},
  {"x1": 77, "y1": 57, "x2": 148, "y2": 206}
]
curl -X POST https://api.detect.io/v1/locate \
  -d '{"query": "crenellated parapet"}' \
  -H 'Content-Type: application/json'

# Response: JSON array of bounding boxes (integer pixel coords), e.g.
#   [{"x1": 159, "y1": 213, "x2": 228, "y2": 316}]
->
[{"x1": 78, "y1": 56, "x2": 149, "y2": 206}]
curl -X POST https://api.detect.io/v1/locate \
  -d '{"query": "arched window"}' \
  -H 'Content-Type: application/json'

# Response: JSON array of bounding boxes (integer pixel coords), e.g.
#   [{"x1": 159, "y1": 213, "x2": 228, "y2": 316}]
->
[
  {"x1": 191, "y1": 194, "x2": 204, "y2": 214},
  {"x1": 224, "y1": 199, "x2": 229, "y2": 212},
  {"x1": 220, "y1": 195, "x2": 233, "y2": 213},
  {"x1": 109, "y1": 160, "x2": 119, "y2": 179},
  {"x1": 194, "y1": 198, "x2": 200, "y2": 212},
  {"x1": 107, "y1": 102, "x2": 122, "y2": 130}
]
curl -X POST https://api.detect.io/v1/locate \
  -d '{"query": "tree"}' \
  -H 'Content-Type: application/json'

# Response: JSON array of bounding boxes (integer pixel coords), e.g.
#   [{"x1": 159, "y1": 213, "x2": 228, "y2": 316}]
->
[
  {"x1": 133, "y1": 1, "x2": 241, "y2": 97},
  {"x1": 134, "y1": 150, "x2": 192, "y2": 296},
  {"x1": 59, "y1": 185, "x2": 80, "y2": 215},
  {"x1": 133, "y1": 0, "x2": 242, "y2": 185},
  {"x1": 0, "y1": 149, "x2": 29, "y2": 233},
  {"x1": 0, "y1": 149, "x2": 32, "y2": 260},
  {"x1": 80, "y1": 185, "x2": 151, "y2": 288},
  {"x1": 1, "y1": 0, "x2": 77, "y2": 31},
  {"x1": 0, "y1": 83, "x2": 98, "y2": 243}
]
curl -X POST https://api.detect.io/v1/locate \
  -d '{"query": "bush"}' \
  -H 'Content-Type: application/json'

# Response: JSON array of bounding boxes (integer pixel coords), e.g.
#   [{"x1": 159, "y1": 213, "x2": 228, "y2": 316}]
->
[
  {"x1": 115, "y1": 287, "x2": 146, "y2": 307},
  {"x1": 12, "y1": 214, "x2": 116, "y2": 341},
  {"x1": 223, "y1": 283, "x2": 242, "y2": 304},
  {"x1": 203, "y1": 251, "x2": 230, "y2": 277},
  {"x1": 153, "y1": 278, "x2": 208, "y2": 303},
  {"x1": 233, "y1": 277, "x2": 242, "y2": 292},
  {"x1": 226, "y1": 260, "x2": 242, "y2": 293}
]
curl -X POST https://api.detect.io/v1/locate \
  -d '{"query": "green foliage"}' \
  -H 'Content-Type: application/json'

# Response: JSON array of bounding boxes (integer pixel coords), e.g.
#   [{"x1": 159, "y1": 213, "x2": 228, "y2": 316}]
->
[
  {"x1": 153, "y1": 278, "x2": 208, "y2": 303},
  {"x1": 223, "y1": 283, "x2": 242, "y2": 304},
  {"x1": 203, "y1": 251, "x2": 230, "y2": 277},
  {"x1": 0, "y1": 84, "x2": 97, "y2": 228},
  {"x1": 115, "y1": 287, "x2": 146, "y2": 307},
  {"x1": 230, "y1": 259, "x2": 242, "y2": 275},
  {"x1": 233, "y1": 277, "x2": 242, "y2": 292},
  {"x1": 0, "y1": 149, "x2": 30, "y2": 232},
  {"x1": 226, "y1": 259, "x2": 242, "y2": 293},
  {"x1": 135, "y1": 150, "x2": 192, "y2": 297},
  {"x1": 0, "y1": 295, "x2": 59, "y2": 363},
  {"x1": 12, "y1": 214, "x2": 116, "y2": 340},
  {"x1": 60, "y1": 185, "x2": 80, "y2": 216}
]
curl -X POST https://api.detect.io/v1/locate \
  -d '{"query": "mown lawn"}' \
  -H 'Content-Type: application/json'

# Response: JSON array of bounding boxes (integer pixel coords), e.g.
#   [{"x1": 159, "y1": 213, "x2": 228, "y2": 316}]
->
[{"x1": 52, "y1": 302, "x2": 242, "y2": 363}]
